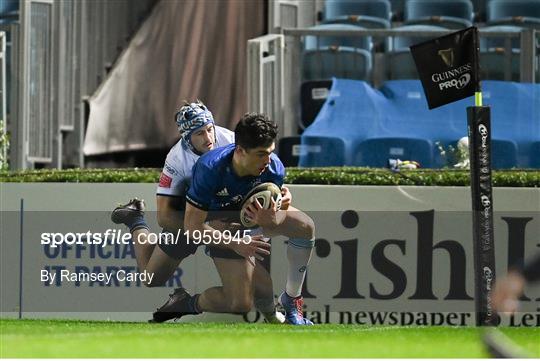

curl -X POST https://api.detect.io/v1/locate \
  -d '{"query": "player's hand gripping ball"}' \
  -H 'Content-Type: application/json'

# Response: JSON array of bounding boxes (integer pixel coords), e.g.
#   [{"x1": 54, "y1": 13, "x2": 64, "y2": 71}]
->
[{"x1": 240, "y1": 182, "x2": 282, "y2": 228}]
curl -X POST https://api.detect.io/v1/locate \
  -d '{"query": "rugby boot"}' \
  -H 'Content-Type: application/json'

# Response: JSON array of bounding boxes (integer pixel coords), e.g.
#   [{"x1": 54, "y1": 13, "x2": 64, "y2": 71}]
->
[
  {"x1": 278, "y1": 292, "x2": 314, "y2": 325},
  {"x1": 111, "y1": 198, "x2": 147, "y2": 231},
  {"x1": 151, "y1": 288, "x2": 200, "y2": 323},
  {"x1": 261, "y1": 309, "x2": 286, "y2": 324}
]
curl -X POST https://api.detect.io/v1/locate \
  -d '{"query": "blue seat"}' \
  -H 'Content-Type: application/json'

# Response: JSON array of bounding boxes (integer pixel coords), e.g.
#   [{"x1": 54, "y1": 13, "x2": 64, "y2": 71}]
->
[
  {"x1": 324, "y1": 0, "x2": 392, "y2": 28},
  {"x1": 300, "y1": 80, "x2": 333, "y2": 129},
  {"x1": 0, "y1": 0, "x2": 18, "y2": 14},
  {"x1": 321, "y1": 4, "x2": 390, "y2": 50},
  {"x1": 354, "y1": 137, "x2": 435, "y2": 168},
  {"x1": 303, "y1": 47, "x2": 372, "y2": 81},
  {"x1": 387, "y1": 25, "x2": 448, "y2": 80},
  {"x1": 278, "y1": 136, "x2": 302, "y2": 167},
  {"x1": 0, "y1": 0, "x2": 18, "y2": 22},
  {"x1": 303, "y1": 24, "x2": 372, "y2": 81},
  {"x1": 304, "y1": 24, "x2": 372, "y2": 51},
  {"x1": 529, "y1": 142, "x2": 540, "y2": 168},
  {"x1": 405, "y1": 0, "x2": 474, "y2": 29},
  {"x1": 487, "y1": 0, "x2": 540, "y2": 29},
  {"x1": 491, "y1": 139, "x2": 519, "y2": 169},
  {"x1": 298, "y1": 136, "x2": 347, "y2": 167}
]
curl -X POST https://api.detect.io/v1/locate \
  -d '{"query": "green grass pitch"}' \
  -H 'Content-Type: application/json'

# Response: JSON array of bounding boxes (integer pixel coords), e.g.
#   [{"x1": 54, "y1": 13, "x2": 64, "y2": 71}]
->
[{"x1": 1, "y1": 319, "x2": 539, "y2": 358}]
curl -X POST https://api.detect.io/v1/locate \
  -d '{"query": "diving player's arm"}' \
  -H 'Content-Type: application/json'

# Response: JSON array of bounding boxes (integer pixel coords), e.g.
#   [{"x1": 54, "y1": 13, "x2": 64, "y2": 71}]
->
[
  {"x1": 184, "y1": 202, "x2": 271, "y2": 265},
  {"x1": 280, "y1": 186, "x2": 292, "y2": 210},
  {"x1": 244, "y1": 155, "x2": 289, "y2": 230}
]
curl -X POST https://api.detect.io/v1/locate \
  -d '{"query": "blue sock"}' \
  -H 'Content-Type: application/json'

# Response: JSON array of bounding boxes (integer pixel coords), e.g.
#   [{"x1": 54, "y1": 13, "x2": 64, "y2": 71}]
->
[
  {"x1": 129, "y1": 219, "x2": 149, "y2": 233},
  {"x1": 189, "y1": 294, "x2": 201, "y2": 314}
]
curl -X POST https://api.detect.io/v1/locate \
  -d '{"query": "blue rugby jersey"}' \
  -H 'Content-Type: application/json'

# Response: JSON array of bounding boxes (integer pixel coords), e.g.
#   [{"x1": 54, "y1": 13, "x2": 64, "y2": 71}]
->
[{"x1": 186, "y1": 143, "x2": 285, "y2": 211}]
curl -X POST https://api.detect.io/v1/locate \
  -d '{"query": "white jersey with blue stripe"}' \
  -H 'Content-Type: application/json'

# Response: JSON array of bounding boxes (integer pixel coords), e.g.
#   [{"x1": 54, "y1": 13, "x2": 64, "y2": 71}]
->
[
  {"x1": 186, "y1": 143, "x2": 285, "y2": 211},
  {"x1": 156, "y1": 126, "x2": 235, "y2": 197}
]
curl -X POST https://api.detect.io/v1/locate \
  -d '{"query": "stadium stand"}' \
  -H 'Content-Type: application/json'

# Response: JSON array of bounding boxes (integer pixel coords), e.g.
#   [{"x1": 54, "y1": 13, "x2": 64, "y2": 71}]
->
[
  {"x1": 303, "y1": 47, "x2": 372, "y2": 81},
  {"x1": 354, "y1": 137, "x2": 435, "y2": 167},
  {"x1": 387, "y1": 25, "x2": 448, "y2": 79},
  {"x1": 0, "y1": 0, "x2": 18, "y2": 23},
  {"x1": 299, "y1": 78, "x2": 540, "y2": 169},
  {"x1": 299, "y1": 135, "x2": 348, "y2": 166},
  {"x1": 487, "y1": 0, "x2": 540, "y2": 28},
  {"x1": 302, "y1": 24, "x2": 372, "y2": 81},
  {"x1": 404, "y1": 0, "x2": 475, "y2": 29},
  {"x1": 304, "y1": 23, "x2": 372, "y2": 50},
  {"x1": 277, "y1": 1, "x2": 539, "y2": 169},
  {"x1": 321, "y1": 0, "x2": 393, "y2": 51},
  {"x1": 322, "y1": 0, "x2": 392, "y2": 29}
]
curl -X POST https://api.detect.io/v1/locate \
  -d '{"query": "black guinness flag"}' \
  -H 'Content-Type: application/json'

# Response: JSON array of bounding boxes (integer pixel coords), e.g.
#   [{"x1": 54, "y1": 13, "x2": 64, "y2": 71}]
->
[{"x1": 410, "y1": 27, "x2": 480, "y2": 109}]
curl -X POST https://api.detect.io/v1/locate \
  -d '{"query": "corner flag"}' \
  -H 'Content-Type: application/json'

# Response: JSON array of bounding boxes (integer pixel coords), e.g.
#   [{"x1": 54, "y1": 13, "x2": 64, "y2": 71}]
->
[
  {"x1": 410, "y1": 26, "x2": 480, "y2": 109},
  {"x1": 411, "y1": 26, "x2": 498, "y2": 326}
]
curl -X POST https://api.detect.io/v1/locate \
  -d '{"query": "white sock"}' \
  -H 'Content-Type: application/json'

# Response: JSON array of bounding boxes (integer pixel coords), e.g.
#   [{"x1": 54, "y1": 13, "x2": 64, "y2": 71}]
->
[{"x1": 285, "y1": 242, "x2": 314, "y2": 298}]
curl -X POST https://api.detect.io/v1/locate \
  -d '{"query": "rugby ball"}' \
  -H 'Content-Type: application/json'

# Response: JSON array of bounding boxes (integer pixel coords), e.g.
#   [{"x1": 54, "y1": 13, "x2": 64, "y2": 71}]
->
[{"x1": 240, "y1": 182, "x2": 282, "y2": 228}]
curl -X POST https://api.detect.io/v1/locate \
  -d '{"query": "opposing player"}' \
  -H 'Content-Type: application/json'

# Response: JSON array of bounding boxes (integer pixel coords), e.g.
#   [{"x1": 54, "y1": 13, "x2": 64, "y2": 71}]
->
[
  {"x1": 178, "y1": 112, "x2": 316, "y2": 325},
  {"x1": 492, "y1": 253, "x2": 540, "y2": 314},
  {"x1": 482, "y1": 253, "x2": 540, "y2": 358},
  {"x1": 111, "y1": 101, "x2": 286, "y2": 323}
]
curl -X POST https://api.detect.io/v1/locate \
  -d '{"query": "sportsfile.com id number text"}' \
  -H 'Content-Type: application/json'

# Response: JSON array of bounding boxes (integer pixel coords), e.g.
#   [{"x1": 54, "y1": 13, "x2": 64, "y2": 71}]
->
[{"x1": 40, "y1": 229, "x2": 253, "y2": 248}]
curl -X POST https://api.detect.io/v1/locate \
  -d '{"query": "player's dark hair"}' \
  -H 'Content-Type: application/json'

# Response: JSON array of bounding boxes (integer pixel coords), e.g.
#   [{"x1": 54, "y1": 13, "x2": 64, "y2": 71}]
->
[{"x1": 235, "y1": 113, "x2": 278, "y2": 150}]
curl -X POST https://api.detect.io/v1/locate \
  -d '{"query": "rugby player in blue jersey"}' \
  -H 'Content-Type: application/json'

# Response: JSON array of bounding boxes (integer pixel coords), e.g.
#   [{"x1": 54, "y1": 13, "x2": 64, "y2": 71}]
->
[
  {"x1": 180, "y1": 112, "x2": 316, "y2": 325},
  {"x1": 112, "y1": 101, "x2": 287, "y2": 323}
]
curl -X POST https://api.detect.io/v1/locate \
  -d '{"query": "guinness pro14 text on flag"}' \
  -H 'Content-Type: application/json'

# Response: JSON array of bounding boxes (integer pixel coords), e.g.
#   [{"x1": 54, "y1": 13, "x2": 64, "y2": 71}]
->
[{"x1": 410, "y1": 27, "x2": 480, "y2": 109}]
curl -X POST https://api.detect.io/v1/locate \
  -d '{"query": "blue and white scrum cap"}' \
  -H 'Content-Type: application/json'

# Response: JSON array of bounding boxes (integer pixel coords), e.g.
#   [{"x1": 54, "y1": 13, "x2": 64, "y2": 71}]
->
[{"x1": 175, "y1": 101, "x2": 215, "y2": 153}]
